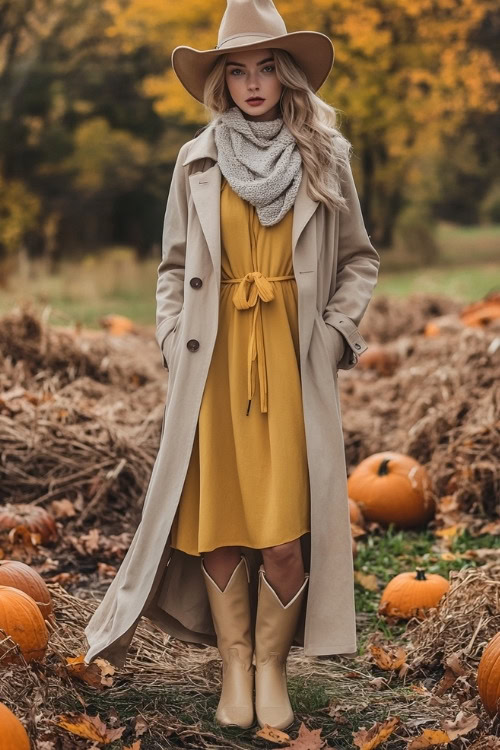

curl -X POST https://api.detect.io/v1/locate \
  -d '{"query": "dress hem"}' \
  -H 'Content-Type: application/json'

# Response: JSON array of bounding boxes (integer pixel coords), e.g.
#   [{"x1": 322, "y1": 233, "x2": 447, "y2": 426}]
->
[{"x1": 170, "y1": 527, "x2": 311, "y2": 557}]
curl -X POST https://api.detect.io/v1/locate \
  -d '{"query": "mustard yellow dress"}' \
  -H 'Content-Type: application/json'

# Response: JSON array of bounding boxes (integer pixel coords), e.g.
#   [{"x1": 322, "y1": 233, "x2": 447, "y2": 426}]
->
[{"x1": 169, "y1": 177, "x2": 310, "y2": 555}]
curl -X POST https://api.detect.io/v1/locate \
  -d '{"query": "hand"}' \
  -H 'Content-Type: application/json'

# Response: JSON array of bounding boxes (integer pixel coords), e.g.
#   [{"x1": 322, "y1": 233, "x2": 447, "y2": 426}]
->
[{"x1": 326, "y1": 324, "x2": 347, "y2": 367}]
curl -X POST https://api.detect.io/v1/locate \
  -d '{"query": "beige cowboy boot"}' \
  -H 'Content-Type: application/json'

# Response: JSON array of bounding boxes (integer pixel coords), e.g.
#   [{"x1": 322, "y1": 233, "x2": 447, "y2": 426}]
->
[
  {"x1": 201, "y1": 554, "x2": 255, "y2": 728},
  {"x1": 254, "y1": 564, "x2": 309, "y2": 730}
]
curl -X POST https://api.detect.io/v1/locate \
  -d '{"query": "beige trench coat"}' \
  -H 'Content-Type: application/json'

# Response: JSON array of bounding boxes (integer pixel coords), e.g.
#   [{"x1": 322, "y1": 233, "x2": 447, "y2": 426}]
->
[{"x1": 84, "y1": 122, "x2": 380, "y2": 667}]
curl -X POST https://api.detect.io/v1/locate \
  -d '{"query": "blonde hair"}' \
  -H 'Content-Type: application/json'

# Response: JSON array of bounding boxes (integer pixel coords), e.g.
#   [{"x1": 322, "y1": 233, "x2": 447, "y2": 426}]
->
[{"x1": 202, "y1": 49, "x2": 352, "y2": 213}]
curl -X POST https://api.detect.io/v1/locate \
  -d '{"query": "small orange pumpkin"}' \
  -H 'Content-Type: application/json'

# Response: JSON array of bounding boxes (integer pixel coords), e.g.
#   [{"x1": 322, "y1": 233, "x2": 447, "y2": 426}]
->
[
  {"x1": 0, "y1": 504, "x2": 57, "y2": 544},
  {"x1": 348, "y1": 498, "x2": 365, "y2": 528},
  {"x1": 357, "y1": 345, "x2": 399, "y2": 376},
  {"x1": 477, "y1": 631, "x2": 500, "y2": 717},
  {"x1": 0, "y1": 586, "x2": 49, "y2": 665},
  {"x1": 378, "y1": 568, "x2": 449, "y2": 620},
  {"x1": 461, "y1": 304, "x2": 500, "y2": 328},
  {"x1": 0, "y1": 561, "x2": 53, "y2": 620},
  {"x1": 0, "y1": 702, "x2": 30, "y2": 749},
  {"x1": 347, "y1": 452, "x2": 435, "y2": 529}
]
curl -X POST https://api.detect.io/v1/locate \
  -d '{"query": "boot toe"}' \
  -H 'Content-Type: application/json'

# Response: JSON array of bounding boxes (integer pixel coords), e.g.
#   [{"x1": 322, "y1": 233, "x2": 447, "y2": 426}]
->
[
  {"x1": 256, "y1": 705, "x2": 294, "y2": 730},
  {"x1": 216, "y1": 705, "x2": 255, "y2": 728}
]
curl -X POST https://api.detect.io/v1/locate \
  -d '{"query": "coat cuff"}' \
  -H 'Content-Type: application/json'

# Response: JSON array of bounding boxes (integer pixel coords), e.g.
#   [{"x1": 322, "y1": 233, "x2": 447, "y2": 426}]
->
[{"x1": 322, "y1": 311, "x2": 368, "y2": 370}]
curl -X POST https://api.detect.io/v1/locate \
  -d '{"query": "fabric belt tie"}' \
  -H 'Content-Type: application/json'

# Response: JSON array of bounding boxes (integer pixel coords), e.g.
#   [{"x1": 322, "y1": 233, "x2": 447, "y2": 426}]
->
[{"x1": 221, "y1": 271, "x2": 295, "y2": 415}]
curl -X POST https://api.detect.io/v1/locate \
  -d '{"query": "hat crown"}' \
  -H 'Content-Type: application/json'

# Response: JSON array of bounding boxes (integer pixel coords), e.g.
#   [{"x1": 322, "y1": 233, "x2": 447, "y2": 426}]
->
[{"x1": 217, "y1": 0, "x2": 287, "y2": 48}]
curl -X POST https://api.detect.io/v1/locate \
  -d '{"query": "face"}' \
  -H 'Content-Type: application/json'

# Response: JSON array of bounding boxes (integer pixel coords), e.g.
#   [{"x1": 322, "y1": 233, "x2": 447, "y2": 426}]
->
[{"x1": 224, "y1": 48, "x2": 283, "y2": 121}]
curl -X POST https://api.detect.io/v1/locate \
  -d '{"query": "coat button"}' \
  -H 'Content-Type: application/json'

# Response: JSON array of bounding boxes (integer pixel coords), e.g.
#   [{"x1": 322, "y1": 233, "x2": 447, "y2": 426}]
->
[
  {"x1": 355, "y1": 343, "x2": 361, "y2": 349},
  {"x1": 190, "y1": 277, "x2": 202, "y2": 289},
  {"x1": 187, "y1": 339, "x2": 199, "y2": 352}
]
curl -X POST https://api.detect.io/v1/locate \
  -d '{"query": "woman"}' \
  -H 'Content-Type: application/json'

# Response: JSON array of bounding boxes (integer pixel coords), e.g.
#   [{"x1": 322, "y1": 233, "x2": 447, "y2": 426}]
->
[{"x1": 84, "y1": 0, "x2": 380, "y2": 734}]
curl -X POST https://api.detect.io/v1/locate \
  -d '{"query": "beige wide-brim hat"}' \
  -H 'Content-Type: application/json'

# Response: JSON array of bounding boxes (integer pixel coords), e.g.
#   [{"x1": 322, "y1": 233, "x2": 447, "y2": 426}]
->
[{"x1": 171, "y1": 0, "x2": 334, "y2": 104}]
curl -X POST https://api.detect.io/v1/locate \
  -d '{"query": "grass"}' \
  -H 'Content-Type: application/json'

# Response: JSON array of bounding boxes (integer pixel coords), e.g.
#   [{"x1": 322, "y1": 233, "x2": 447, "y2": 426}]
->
[
  {"x1": 353, "y1": 525, "x2": 500, "y2": 655},
  {"x1": 47, "y1": 526, "x2": 498, "y2": 749}
]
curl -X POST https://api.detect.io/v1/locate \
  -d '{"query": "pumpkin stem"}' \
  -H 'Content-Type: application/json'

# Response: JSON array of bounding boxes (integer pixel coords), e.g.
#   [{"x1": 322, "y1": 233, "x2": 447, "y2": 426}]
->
[
  {"x1": 415, "y1": 567, "x2": 427, "y2": 581},
  {"x1": 378, "y1": 458, "x2": 391, "y2": 476}
]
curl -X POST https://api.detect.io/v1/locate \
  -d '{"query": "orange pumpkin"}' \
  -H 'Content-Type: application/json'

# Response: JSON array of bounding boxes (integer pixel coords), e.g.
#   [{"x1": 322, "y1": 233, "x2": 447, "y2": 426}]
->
[
  {"x1": 0, "y1": 586, "x2": 49, "y2": 665},
  {"x1": 378, "y1": 568, "x2": 449, "y2": 620},
  {"x1": 0, "y1": 702, "x2": 30, "y2": 749},
  {"x1": 357, "y1": 345, "x2": 399, "y2": 376},
  {"x1": 460, "y1": 293, "x2": 500, "y2": 328},
  {"x1": 351, "y1": 536, "x2": 357, "y2": 558},
  {"x1": 424, "y1": 314, "x2": 464, "y2": 337},
  {"x1": 0, "y1": 504, "x2": 57, "y2": 544},
  {"x1": 477, "y1": 631, "x2": 500, "y2": 717},
  {"x1": 347, "y1": 452, "x2": 435, "y2": 528},
  {"x1": 0, "y1": 561, "x2": 53, "y2": 620},
  {"x1": 348, "y1": 498, "x2": 365, "y2": 528}
]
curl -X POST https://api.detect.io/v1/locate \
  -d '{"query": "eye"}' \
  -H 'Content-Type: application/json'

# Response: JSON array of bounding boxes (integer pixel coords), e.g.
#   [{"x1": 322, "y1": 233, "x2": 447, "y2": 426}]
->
[
  {"x1": 228, "y1": 68, "x2": 243, "y2": 75},
  {"x1": 262, "y1": 65, "x2": 275, "y2": 73}
]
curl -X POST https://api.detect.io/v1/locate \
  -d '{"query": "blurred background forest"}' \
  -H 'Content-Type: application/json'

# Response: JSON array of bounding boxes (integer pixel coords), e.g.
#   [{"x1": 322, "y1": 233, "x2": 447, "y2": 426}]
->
[{"x1": 0, "y1": 0, "x2": 499, "y2": 327}]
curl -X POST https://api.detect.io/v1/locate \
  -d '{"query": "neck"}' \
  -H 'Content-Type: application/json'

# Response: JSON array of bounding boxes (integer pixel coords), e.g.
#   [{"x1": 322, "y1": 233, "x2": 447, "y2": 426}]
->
[{"x1": 239, "y1": 105, "x2": 281, "y2": 122}]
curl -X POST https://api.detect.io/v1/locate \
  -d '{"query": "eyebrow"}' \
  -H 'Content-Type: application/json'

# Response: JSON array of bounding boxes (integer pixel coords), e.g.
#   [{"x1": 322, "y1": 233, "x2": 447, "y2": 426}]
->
[{"x1": 226, "y1": 57, "x2": 274, "y2": 67}]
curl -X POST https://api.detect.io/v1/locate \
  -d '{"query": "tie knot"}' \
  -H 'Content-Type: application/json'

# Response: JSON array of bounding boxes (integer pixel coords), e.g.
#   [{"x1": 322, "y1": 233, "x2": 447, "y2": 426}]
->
[{"x1": 232, "y1": 270, "x2": 275, "y2": 310}]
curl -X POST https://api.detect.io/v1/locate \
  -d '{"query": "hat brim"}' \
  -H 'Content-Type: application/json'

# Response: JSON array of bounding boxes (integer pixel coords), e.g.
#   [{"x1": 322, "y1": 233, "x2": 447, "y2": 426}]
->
[{"x1": 171, "y1": 31, "x2": 334, "y2": 104}]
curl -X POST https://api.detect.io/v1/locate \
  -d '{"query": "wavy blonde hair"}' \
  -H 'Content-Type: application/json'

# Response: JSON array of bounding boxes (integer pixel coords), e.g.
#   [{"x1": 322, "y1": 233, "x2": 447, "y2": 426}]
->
[{"x1": 202, "y1": 48, "x2": 352, "y2": 213}]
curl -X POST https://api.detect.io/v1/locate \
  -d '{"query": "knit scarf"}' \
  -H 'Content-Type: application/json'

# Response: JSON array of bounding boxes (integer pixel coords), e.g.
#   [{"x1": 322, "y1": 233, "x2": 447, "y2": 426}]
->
[{"x1": 214, "y1": 105, "x2": 302, "y2": 226}]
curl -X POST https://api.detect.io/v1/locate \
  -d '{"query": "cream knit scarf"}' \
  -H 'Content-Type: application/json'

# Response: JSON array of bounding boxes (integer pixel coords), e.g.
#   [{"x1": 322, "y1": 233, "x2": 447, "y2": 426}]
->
[{"x1": 214, "y1": 105, "x2": 302, "y2": 226}]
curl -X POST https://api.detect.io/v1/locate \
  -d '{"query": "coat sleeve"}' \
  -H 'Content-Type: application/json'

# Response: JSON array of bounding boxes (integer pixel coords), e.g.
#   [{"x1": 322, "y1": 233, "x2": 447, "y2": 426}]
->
[
  {"x1": 155, "y1": 142, "x2": 191, "y2": 369},
  {"x1": 322, "y1": 155, "x2": 380, "y2": 370}
]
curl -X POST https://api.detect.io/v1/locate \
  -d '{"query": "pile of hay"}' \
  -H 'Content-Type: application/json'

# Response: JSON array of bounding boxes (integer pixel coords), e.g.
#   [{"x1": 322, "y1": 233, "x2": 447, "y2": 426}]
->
[
  {"x1": 1, "y1": 294, "x2": 498, "y2": 524},
  {"x1": 1, "y1": 582, "x2": 498, "y2": 748},
  {"x1": 0, "y1": 303, "x2": 166, "y2": 523},
  {"x1": 344, "y1": 295, "x2": 499, "y2": 520},
  {"x1": 406, "y1": 561, "x2": 500, "y2": 675}
]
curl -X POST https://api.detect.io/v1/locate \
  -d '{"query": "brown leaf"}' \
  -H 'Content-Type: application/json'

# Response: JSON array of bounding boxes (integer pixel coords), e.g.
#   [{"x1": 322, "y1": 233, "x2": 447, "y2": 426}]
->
[
  {"x1": 441, "y1": 711, "x2": 479, "y2": 740},
  {"x1": 56, "y1": 712, "x2": 125, "y2": 743},
  {"x1": 286, "y1": 722, "x2": 326, "y2": 749},
  {"x1": 369, "y1": 644, "x2": 407, "y2": 671},
  {"x1": 124, "y1": 743, "x2": 141, "y2": 750},
  {"x1": 65, "y1": 654, "x2": 115, "y2": 688},
  {"x1": 407, "y1": 729, "x2": 450, "y2": 749},
  {"x1": 354, "y1": 571, "x2": 379, "y2": 591},
  {"x1": 353, "y1": 717, "x2": 400, "y2": 750},
  {"x1": 50, "y1": 499, "x2": 77, "y2": 518},
  {"x1": 255, "y1": 724, "x2": 291, "y2": 744},
  {"x1": 133, "y1": 715, "x2": 149, "y2": 737}
]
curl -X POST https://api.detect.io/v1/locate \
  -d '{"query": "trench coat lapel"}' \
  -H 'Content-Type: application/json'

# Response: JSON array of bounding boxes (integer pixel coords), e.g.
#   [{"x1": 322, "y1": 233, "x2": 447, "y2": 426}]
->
[{"x1": 190, "y1": 167, "x2": 222, "y2": 289}]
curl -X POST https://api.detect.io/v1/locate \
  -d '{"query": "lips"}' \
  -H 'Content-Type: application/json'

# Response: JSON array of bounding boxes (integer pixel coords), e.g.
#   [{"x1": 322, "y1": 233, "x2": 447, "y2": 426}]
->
[{"x1": 246, "y1": 98, "x2": 264, "y2": 103}]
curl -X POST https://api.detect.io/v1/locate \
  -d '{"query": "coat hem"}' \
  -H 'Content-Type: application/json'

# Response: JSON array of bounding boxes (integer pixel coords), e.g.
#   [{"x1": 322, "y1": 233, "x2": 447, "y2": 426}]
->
[{"x1": 302, "y1": 643, "x2": 358, "y2": 657}]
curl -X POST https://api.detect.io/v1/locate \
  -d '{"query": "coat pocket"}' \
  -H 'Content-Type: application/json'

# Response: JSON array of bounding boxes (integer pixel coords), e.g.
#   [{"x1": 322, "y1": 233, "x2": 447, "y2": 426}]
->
[
  {"x1": 324, "y1": 321, "x2": 347, "y2": 368},
  {"x1": 316, "y1": 313, "x2": 345, "y2": 371},
  {"x1": 160, "y1": 308, "x2": 184, "y2": 370}
]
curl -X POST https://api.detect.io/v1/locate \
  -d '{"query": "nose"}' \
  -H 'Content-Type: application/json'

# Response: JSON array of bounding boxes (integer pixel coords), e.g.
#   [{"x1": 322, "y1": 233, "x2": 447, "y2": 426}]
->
[{"x1": 247, "y1": 70, "x2": 260, "y2": 91}]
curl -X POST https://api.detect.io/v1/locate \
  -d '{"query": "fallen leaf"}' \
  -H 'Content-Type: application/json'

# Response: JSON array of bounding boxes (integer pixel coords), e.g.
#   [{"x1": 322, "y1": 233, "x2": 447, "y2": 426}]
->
[
  {"x1": 286, "y1": 722, "x2": 326, "y2": 749},
  {"x1": 56, "y1": 712, "x2": 125, "y2": 743},
  {"x1": 407, "y1": 729, "x2": 450, "y2": 748},
  {"x1": 65, "y1": 654, "x2": 115, "y2": 688},
  {"x1": 441, "y1": 711, "x2": 479, "y2": 740},
  {"x1": 369, "y1": 644, "x2": 407, "y2": 671},
  {"x1": 353, "y1": 716, "x2": 400, "y2": 750},
  {"x1": 255, "y1": 724, "x2": 291, "y2": 744},
  {"x1": 355, "y1": 571, "x2": 379, "y2": 591}
]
